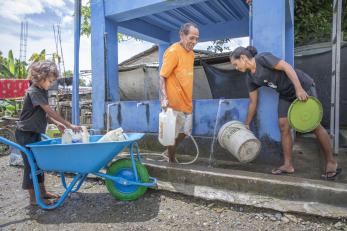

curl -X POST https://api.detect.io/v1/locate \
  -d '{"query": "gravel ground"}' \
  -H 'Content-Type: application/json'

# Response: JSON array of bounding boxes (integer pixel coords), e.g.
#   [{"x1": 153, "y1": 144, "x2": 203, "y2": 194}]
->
[{"x1": 1, "y1": 155, "x2": 347, "y2": 231}]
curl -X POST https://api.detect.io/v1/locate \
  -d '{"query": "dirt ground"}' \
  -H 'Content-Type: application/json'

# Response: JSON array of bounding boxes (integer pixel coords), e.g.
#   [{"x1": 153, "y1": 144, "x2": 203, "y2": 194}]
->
[{"x1": 1, "y1": 154, "x2": 347, "y2": 231}]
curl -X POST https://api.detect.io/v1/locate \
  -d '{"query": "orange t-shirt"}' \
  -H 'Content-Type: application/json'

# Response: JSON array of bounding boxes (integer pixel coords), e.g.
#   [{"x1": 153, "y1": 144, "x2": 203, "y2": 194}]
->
[{"x1": 160, "y1": 43, "x2": 195, "y2": 113}]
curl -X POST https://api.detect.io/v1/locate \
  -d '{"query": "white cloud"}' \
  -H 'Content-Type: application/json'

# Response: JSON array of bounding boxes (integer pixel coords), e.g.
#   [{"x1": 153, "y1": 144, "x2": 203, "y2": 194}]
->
[
  {"x1": 42, "y1": 0, "x2": 65, "y2": 8},
  {"x1": 0, "y1": 0, "x2": 69, "y2": 23},
  {"x1": 62, "y1": 15, "x2": 74, "y2": 27},
  {"x1": 0, "y1": 0, "x2": 44, "y2": 22}
]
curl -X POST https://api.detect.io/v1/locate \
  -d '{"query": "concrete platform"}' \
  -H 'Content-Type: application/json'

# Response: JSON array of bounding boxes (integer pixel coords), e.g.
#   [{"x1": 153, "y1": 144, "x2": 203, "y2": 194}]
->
[{"x1": 139, "y1": 135, "x2": 347, "y2": 218}]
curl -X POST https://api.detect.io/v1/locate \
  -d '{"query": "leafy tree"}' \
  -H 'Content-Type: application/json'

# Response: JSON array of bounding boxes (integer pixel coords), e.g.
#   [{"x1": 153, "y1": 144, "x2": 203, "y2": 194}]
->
[
  {"x1": 63, "y1": 70, "x2": 73, "y2": 78},
  {"x1": 29, "y1": 49, "x2": 46, "y2": 62}
]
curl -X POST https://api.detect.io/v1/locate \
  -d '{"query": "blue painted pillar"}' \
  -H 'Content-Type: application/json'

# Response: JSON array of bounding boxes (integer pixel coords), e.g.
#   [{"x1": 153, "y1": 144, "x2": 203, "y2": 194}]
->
[
  {"x1": 72, "y1": 0, "x2": 81, "y2": 124},
  {"x1": 285, "y1": 0, "x2": 294, "y2": 65},
  {"x1": 158, "y1": 43, "x2": 170, "y2": 99},
  {"x1": 91, "y1": 0, "x2": 119, "y2": 130},
  {"x1": 158, "y1": 43, "x2": 170, "y2": 69},
  {"x1": 252, "y1": 0, "x2": 289, "y2": 142},
  {"x1": 105, "y1": 21, "x2": 119, "y2": 102}
]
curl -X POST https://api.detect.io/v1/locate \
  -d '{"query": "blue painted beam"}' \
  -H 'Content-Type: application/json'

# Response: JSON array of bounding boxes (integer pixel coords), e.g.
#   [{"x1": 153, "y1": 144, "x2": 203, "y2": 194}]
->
[
  {"x1": 170, "y1": 19, "x2": 249, "y2": 42},
  {"x1": 252, "y1": 0, "x2": 287, "y2": 141},
  {"x1": 104, "y1": 0, "x2": 207, "y2": 22},
  {"x1": 118, "y1": 19, "x2": 170, "y2": 43},
  {"x1": 72, "y1": 0, "x2": 81, "y2": 124},
  {"x1": 107, "y1": 99, "x2": 249, "y2": 137}
]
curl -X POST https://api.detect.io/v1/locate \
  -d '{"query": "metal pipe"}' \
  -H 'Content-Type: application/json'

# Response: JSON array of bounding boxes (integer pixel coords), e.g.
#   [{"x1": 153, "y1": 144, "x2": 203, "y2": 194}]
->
[
  {"x1": 106, "y1": 102, "x2": 120, "y2": 132},
  {"x1": 72, "y1": 0, "x2": 81, "y2": 124}
]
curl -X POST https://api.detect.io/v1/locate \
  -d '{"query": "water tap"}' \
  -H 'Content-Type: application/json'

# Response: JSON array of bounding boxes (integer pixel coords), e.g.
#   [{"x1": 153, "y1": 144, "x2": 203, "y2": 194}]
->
[
  {"x1": 136, "y1": 101, "x2": 149, "y2": 108},
  {"x1": 218, "y1": 99, "x2": 229, "y2": 105}
]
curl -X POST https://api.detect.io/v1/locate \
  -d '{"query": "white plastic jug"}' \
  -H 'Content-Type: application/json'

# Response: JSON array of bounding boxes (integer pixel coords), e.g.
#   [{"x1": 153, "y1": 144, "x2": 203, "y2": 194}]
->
[
  {"x1": 71, "y1": 131, "x2": 82, "y2": 143},
  {"x1": 98, "y1": 127, "x2": 126, "y2": 142},
  {"x1": 158, "y1": 108, "x2": 176, "y2": 146},
  {"x1": 62, "y1": 129, "x2": 73, "y2": 144},
  {"x1": 81, "y1": 126, "x2": 90, "y2": 143}
]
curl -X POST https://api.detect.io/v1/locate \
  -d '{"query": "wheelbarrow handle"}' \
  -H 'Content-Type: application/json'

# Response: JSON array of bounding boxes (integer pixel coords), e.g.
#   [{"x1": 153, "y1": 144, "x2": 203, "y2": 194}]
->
[{"x1": 0, "y1": 136, "x2": 32, "y2": 157}]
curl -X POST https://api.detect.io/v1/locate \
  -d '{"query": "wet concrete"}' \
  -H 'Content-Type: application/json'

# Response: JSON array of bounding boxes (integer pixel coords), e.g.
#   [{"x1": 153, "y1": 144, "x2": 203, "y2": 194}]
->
[{"x1": 139, "y1": 134, "x2": 347, "y2": 218}]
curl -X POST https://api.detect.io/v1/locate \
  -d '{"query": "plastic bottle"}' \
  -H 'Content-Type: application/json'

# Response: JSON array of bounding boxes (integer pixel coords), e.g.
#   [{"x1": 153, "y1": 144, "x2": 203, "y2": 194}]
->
[
  {"x1": 71, "y1": 131, "x2": 82, "y2": 143},
  {"x1": 62, "y1": 129, "x2": 73, "y2": 144},
  {"x1": 98, "y1": 127, "x2": 126, "y2": 142},
  {"x1": 158, "y1": 108, "x2": 176, "y2": 146},
  {"x1": 81, "y1": 126, "x2": 90, "y2": 143}
]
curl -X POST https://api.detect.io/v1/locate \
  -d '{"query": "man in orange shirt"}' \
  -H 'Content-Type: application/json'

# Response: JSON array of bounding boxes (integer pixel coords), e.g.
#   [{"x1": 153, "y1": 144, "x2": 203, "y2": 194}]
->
[{"x1": 159, "y1": 22, "x2": 199, "y2": 163}]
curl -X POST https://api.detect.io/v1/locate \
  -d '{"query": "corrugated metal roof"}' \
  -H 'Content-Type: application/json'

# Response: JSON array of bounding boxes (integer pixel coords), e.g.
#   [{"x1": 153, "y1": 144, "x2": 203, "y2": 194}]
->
[{"x1": 140, "y1": 0, "x2": 248, "y2": 32}]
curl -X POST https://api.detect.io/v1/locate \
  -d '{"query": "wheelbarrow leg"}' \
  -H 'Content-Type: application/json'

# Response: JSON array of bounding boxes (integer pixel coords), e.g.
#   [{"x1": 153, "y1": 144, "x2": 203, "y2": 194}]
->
[
  {"x1": 61, "y1": 172, "x2": 87, "y2": 193},
  {"x1": 34, "y1": 173, "x2": 85, "y2": 209},
  {"x1": 128, "y1": 143, "x2": 139, "y2": 182},
  {"x1": 0, "y1": 136, "x2": 85, "y2": 210}
]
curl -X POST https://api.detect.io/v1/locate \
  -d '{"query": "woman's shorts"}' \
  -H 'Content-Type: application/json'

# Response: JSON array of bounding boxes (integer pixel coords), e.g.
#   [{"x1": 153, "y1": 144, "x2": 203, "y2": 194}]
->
[{"x1": 278, "y1": 84, "x2": 318, "y2": 118}]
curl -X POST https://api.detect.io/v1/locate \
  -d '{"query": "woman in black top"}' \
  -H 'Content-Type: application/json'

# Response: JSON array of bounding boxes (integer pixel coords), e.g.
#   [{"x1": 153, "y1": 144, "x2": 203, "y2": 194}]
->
[{"x1": 229, "y1": 46, "x2": 340, "y2": 179}]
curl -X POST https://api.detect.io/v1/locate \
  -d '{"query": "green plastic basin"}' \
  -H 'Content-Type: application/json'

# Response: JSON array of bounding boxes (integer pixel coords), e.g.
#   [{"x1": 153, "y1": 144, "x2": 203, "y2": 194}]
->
[{"x1": 288, "y1": 96, "x2": 323, "y2": 133}]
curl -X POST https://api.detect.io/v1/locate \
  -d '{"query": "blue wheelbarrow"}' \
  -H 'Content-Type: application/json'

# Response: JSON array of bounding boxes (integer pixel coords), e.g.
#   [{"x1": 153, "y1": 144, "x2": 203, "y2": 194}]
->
[{"x1": 0, "y1": 133, "x2": 157, "y2": 210}]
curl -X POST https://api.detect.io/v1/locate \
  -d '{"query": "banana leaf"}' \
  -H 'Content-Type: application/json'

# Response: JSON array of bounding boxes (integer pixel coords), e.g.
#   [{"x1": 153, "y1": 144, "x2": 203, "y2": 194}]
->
[
  {"x1": 8, "y1": 50, "x2": 15, "y2": 75},
  {"x1": 0, "y1": 63, "x2": 14, "y2": 79}
]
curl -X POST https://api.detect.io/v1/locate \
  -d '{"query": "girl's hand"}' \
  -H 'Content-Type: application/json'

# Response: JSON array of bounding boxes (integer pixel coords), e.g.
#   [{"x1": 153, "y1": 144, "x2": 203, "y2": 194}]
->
[
  {"x1": 296, "y1": 88, "x2": 309, "y2": 101},
  {"x1": 69, "y1": 124, "x2": 82, "y2": 133},
  {"x1": 57, "y1": 124, "x2": 66, "y2": 133}
]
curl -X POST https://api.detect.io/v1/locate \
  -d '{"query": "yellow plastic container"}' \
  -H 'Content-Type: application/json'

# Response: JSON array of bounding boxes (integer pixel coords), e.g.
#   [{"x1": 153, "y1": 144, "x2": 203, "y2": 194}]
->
[{"x1": 45, "y1": 124, "x2": 62, "y2": 138}]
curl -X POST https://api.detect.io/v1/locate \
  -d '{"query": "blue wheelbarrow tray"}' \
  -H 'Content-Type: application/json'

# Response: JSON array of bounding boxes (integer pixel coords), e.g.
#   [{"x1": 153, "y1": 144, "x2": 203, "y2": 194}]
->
[
  {"x1": 0, "y1": 133, "x2": 157, "y2": 210},
  {"x1": 26, "y1": 134, "x2": 143, "y2": 173}
]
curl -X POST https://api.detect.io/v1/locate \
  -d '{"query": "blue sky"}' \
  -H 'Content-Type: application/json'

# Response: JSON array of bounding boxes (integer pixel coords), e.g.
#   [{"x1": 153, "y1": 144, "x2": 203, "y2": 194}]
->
[
  {"x1": 0, "y1": 0, "x2": 155, "y2": 71},
  {"x1": 0, "y1": 0, "x2": 248, "y2": 72}
]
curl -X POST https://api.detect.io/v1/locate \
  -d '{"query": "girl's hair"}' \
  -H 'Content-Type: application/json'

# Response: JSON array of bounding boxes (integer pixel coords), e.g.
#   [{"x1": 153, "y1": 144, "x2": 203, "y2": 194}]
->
[
  {"x1": 230, "y1": 46, "x2": 258, "y2": 60},
  {"x1": 28, "y1": 60, "x2": 59, "y2": 85}
]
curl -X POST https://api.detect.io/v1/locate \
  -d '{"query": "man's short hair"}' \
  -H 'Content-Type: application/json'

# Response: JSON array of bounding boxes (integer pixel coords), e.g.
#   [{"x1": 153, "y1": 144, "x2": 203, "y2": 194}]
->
[{"x1": 179, "y1": 22, "x2": 198, "y2": 35}]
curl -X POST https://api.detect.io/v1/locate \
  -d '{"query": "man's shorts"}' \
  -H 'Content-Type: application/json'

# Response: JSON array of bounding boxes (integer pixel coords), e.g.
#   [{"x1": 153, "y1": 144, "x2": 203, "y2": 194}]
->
[
  {"x1": 174, "y1": 110, "x2": 193, "y2": 138},
  {"x1": 278, "y1": 84, "x2": 318, "y2": 118}
]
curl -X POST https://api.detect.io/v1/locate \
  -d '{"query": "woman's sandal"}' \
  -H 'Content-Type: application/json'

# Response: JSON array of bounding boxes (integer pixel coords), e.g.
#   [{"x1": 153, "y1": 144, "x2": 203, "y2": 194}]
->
[{"x1": 321, "y1": 167, "x2": 342, "y2": 180}]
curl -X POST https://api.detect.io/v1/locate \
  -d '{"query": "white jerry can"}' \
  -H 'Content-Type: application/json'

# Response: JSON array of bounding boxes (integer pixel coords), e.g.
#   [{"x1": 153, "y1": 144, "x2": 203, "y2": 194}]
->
[{"x1": 158, "y1": 108, "x2": 177, "y2": 146}]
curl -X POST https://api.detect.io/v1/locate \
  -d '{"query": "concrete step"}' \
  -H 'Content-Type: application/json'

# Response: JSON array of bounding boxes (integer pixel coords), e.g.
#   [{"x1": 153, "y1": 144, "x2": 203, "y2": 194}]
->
[{"x1": 143, "y1": 159, "x2": 347, "y2": 219}]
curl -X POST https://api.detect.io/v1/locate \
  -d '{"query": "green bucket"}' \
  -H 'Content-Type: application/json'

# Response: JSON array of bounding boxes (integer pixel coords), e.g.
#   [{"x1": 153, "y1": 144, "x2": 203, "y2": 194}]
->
[{"x1": 288, "y1": 96, "x2": 323, "y2": 133}]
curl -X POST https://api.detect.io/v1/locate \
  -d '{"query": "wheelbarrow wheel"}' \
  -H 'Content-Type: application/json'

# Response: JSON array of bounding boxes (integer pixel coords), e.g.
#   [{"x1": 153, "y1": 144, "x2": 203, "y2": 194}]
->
[
  {"x1": 0, "y1": 128, "x2": 15, "y2": 156},
  {"x1": 105, "y1": 158, "x2": 150, "y2": 201}
]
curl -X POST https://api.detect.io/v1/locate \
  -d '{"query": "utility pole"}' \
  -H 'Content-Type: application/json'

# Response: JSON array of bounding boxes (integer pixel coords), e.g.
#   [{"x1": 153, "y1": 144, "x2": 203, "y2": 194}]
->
[
  {"x1": 330, "y1": 0, "x2": 342, "y2": 154},
  {"x1": 19, "y1": 21, "x2": 28, "y2": 62}
]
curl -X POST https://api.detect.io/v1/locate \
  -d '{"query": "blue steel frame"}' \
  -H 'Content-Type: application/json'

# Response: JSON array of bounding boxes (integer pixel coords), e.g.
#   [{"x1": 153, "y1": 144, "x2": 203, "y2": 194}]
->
[
  {"x1": 86, "y1": 0, "x2": 294, "y2": 156},
  {"x1": 0, "y1": 135, "x2": 156, "y2": 210}
]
